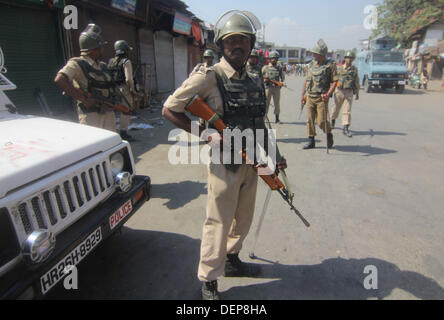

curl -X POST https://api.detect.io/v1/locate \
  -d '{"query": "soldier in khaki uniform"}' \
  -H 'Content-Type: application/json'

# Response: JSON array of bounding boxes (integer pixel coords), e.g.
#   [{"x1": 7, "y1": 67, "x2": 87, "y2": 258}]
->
[
  {"x1": 331, "y1": 51, "x2": 360, "y2": 138},
  {"x1": 301, "y1": 39, "x2": 338, "y2": 149},
  {"x1": 55, "y1": 24, "x2": 116, "y2": 132},
  {"x1": 262, "y1": 51, "x2": 285, "y2": 123},
  {"x1": 162, "y1": 10, "x2": 286, "y2": 300},
  {"x1": 109, "y1": 40, "x2": 136, "y2": 141},
  {"x1": 192, "y1": 49, "x2": 216, "y2": 75},
  {"x1": 246, "y1": 49, "x2": 262, "y2": 78}
]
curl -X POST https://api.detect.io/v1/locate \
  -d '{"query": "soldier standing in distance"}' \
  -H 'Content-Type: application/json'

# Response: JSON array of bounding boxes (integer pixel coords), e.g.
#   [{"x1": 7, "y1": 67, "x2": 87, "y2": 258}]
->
[
  {"x1": 301, "y1": 39, "x2": 338, "y2": 150},
  {"x1": 55, "y1": 24, "x2": 116, "y2": 131},
  {"x1": 109, "y1": 40, "x2": 136, "y2": 142},
  {"x1": 331, "y1": 51, "x2": 360, "y2": 138},
  {"x1": 162, "y1": 10, "x2": 287, "y2": 300},
  {"x1": 262, "y1": 51, "x2": 285, "y2": 123},
  {"x1": 192, "y1": 49, "x2": 217, "y2": 74},
  {"x1": 246, "y1": 49, "x2": 262, "y2": 78}
]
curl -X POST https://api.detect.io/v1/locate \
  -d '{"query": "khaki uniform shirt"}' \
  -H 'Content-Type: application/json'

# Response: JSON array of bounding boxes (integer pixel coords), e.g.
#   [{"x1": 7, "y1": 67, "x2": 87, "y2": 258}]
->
[
  {"x1": 57, "y1": 54, "x2": 101, "y2": 92},
  {"x1": 305, "y1": 60, "x2": 338, "y2": 97},
  {"x1": 164, "y1": 57, "x2": 247, "y2": 117}
]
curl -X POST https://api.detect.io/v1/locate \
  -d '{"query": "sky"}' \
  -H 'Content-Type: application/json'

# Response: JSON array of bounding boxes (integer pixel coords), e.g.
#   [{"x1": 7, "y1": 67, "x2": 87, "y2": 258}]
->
[{"x1": 183, "y1": 0, "x2": 382, "y2": 51}]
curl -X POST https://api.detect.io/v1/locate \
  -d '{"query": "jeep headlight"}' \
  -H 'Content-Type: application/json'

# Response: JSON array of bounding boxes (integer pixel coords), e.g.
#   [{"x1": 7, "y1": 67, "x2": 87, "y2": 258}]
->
[{"x1": 110, "y1": 152, "x2": 125, "y2": 176}]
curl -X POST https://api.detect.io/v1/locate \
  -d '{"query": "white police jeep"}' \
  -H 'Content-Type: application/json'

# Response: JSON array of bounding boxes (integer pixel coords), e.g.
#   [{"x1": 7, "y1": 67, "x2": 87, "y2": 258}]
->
[{"x1": 0, "y1": 48, "x2": 151, "y2": 299}]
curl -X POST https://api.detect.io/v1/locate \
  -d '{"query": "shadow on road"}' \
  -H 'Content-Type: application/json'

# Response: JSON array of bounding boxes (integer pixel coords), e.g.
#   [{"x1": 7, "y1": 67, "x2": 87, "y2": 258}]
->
[
  {"x1": 333, "y1": 145, "x2": 397, "y2": 157},
  {"x1": 46, "y1": 230, "x2": 444, "y2": 300},
  {"x1": 351, "y1": 129, "x2": 407, "y2": 137},
  {"x1": 152, "y1": 181, "x2": 207, "y2": 210}
]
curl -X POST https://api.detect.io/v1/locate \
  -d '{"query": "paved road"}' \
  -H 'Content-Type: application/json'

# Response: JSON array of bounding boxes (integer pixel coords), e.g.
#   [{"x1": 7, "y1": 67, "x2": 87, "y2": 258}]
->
[{"x1": 48, "y1": 74, "x2": 444, "y2": 300}]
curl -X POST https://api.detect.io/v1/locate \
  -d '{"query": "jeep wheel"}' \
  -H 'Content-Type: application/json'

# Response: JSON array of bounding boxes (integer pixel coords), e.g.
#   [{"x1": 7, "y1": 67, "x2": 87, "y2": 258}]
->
[{"x1": 395, "y1": 85, "x2": 404, "y2": 94}]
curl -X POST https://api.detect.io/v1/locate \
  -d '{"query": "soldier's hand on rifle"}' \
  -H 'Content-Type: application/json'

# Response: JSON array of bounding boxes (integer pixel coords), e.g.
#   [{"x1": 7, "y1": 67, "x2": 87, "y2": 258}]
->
[
  {"x1": 82, "y1": 97, "x2": 97, "y2": 108},
  {"x1": 321, "y1": 93, "x2": 329, "y2": 102},
  {"x1": 301, "y1": 96, "x2": 306, "y2": 106},
  {"x1": 276, "y1": 158, "x2": 288, "y2": 171}
]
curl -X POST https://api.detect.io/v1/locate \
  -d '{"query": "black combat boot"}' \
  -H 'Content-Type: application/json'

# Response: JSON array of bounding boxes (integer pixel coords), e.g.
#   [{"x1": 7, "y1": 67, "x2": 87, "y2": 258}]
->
[
  {"x1": 275, "y1": 115, "x2": 280, "y2": 124},
  {"x1": 327, "y1": 133, "x2": 334, "y2": 148},
  {"x1": 331, "y1": 119, "x2": 336, "y2": 129},
  {"x1": 343, "y1": 125, "x2": 352, "y2": 138},
  {"x1": 224, "y1": 253, "x2": 261, "y2": 277},
  {"x1": 202, "y1": 280, "x2": 220, "y2": 300},
  {"x1": 303, "y1": 136, "x2": 316, "y2": 150},
  {"x1": 120, "y1": 130, "x2": 136, "y2": 142}
]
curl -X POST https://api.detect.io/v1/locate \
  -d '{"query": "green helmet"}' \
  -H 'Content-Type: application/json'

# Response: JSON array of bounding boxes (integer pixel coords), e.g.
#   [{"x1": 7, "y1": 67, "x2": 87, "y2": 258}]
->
[
  {"x1": 250, "y1": 49, "x2": 259, "y2": 57},
  {"x1": 310, "y1": 39, "x2": 328, "y2": 56},
  {"x1": 214, "y1": 10, "x2": 261, "y2": 48},
  {"x1": 79, "y1": 24, "x2": 107, "y2": 53},
  {"x1": 269, "y1": 51, "x2": 280, "y2": 59},
  {"x1": 114, "y1": 40, "x2": 132, "y2": 55},
  {"x1": 344, "y1": 51, "x2": 355, "y2": 59},
  {"x1": 203, "y1": 49, "x2": 215, "y2": 58}
]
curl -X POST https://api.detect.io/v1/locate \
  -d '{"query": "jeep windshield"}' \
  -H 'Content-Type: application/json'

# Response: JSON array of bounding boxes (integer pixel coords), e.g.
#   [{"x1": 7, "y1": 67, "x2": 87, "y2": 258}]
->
[{"x1": 371, "y1": 52, "x2": 404, "y2": 63}]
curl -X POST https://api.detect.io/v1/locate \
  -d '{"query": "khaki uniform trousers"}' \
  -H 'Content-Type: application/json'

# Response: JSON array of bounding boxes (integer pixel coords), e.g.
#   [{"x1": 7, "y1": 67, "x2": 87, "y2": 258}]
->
[
  {"x1": 265, "y1": 86, "x2": 281, "y2": 116},
  {"x1": 79, "y1": 110, "x2": 116, "y2": 132},
  {"x1": 198, "y1": 163, "x2": 258, "y2": 282},
  {"x1": 119, "y1": 86, "x2": 134, "y2": 132},
  {"x1": 331, "y1": 88, "x2": 354, "y2": 126},
  {"x1": 306, "y1": 95, "x2": 332, "y2": 137}
]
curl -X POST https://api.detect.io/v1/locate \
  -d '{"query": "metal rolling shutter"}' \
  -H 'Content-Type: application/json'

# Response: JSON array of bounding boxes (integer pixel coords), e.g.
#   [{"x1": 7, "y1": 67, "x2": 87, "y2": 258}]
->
[
  {"x1": 173, "y1": 36, "x2": 188, "y2": 89},
  {"x1": 0, "y1": 3, "x2": 71, "y2": 116},
  {"x1": 154, "y1": 31, "x2": 174, "y2": 93},
  {"x1": 139, "y1": 28, "x2": 157, "y2": 93}
]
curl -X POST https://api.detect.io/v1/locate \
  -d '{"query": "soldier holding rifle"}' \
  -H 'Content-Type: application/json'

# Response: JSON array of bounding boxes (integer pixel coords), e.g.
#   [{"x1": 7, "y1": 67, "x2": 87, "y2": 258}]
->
[
  {"x1": 162, "y1": 10, "x2": 288, "y2": 300},
  {"x1": 55, "y1": 24, "x2": 116, "y2": 132}
]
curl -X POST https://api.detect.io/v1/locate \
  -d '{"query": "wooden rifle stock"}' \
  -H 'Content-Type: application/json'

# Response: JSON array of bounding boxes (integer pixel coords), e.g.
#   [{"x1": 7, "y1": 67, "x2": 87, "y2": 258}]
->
[{"x1": 73, "y1": 87, "x2": 131, "y2": 115}]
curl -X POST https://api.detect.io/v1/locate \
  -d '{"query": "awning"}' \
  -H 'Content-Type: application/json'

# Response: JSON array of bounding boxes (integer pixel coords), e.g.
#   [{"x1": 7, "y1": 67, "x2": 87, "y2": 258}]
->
[{"x1": 191, "y1": 22, "x2": 203, "y2": 45}]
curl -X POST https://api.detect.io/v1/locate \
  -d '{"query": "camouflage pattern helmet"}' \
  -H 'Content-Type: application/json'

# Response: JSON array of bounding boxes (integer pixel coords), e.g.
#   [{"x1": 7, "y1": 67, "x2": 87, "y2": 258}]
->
[
  {"x1": 203, "y1": 49, "x2": 216, "y2": 58},
  {"x1": 250, "y1": 49, "x2": 259, "y2": 57},
  {"x1": 269, "y1": 51, "x2": 280, "y2": 59},
  {"x1": 79, "y1": 24, "x2": 107, "y2": 52},
  {"x1": 344, "y1": 50, "x2": 356, "y2": 59},
  {"x1": 310, "y1": 39, "x2": 328, "y2": 56},
  {"x1": 114, "y1": 40, "x2": 132, "y2": 55},
  {"x1": 214, "y1": 10, "x2": 261, "y2": 49}
]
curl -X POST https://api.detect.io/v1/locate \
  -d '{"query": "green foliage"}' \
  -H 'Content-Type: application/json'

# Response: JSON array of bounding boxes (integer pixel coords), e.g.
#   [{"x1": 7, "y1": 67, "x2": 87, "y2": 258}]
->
[{"x1": 373, "y1": 0, "x2": 444, "y2": 46}]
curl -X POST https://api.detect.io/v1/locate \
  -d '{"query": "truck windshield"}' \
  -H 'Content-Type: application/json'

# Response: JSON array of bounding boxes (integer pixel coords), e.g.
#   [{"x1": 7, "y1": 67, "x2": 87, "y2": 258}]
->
[{"x1": 371, "y1": 52, "x2": 404, "y2": 63}]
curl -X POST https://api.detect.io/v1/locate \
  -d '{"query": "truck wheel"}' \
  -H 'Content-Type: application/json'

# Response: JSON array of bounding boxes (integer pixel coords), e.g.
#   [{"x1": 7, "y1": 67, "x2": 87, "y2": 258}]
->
[
  {"x1": 396, "y1": 85, "x2": 404, "y2": 94},
  {"x1": 364, "y1": 78, "x2": 372, "y2": 93}
]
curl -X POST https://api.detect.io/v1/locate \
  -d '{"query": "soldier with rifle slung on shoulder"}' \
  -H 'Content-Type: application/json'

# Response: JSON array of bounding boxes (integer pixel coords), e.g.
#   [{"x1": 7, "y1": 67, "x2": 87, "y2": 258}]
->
[{"x1": 54, "y1": 24, "x2": 117, "y2": 132}]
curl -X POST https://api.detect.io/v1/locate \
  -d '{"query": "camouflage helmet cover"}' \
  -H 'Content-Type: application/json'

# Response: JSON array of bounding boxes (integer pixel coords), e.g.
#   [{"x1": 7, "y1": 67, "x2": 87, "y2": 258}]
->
[
  {"x1": 310, "y1": 39, "x2": 328, "y2": 56},
  {"x1": 79, "y1": 24, "x2": 107, "y2": 52},
  {"x1": 203, "y1": 49, "x2": 216, "y2": 57},
  {"x1": 344, "y1": 50, "x2": 356, "y2": 59},
  {"x1": 269, "y1": 51, "x2": 280, "y2": 59},
  {"x1": 114, "y1": 40, "x2": 133, "y2": 55},
  {"x1": 214, "y1": 10, "x2": 261, "y2": 48}
]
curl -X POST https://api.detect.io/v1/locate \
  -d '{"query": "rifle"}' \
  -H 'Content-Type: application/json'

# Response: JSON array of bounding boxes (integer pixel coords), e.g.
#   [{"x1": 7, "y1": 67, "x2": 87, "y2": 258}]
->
[
  {"x1": 185, "y1": 95, "x2": 310, "y2": 228},
  {"x1": 71, "y1": 87, "x2": 155, "y2": 124},
  {"x1": 298, "y1": 98, "x2": 306, "y2": 120},
  {"x1": 72, "y1": 87, "x2": 131, "y2": 114},
  {"x1": 265, "y1": 79, "x2": 294, "y2": 91}
]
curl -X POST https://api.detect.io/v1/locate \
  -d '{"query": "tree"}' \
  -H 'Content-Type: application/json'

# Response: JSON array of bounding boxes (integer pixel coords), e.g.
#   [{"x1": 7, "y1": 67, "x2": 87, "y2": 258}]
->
[{"x1": 373, "y1": 0, "x2": 444, "y2": 47}]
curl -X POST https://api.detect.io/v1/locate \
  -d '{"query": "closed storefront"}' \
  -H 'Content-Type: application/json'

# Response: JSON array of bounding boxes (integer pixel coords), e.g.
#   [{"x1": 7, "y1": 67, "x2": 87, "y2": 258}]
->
[
  {"x1": 0, "y1": 1, "x2": 72, "y2": 117},
  {"x1": 139, "y1": 28, "x2": 157, "y2": 94},
  {"x1": 174, "y1": 36, "x2": 188, "y2": 89},
  {"x1": 154, "y1": 31, "x2": 175, "y2": 93}
]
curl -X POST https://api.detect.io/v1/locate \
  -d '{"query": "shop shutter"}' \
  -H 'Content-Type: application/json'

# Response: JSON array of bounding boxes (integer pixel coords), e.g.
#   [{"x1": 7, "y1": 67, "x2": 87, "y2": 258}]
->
[
  {"x1": 154, "y1": 31, "x2": 174, "y2": 93},
  {"x1": 173, "y1": 36, "x2": 188, "y2": 89},
  {"x1": 0, "y1": 3, "x2": 71, "y2": 116}
]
